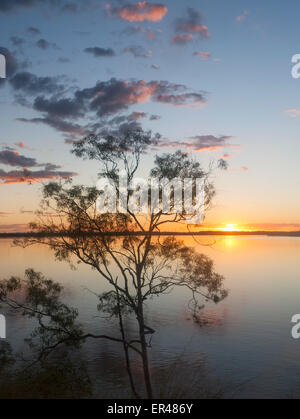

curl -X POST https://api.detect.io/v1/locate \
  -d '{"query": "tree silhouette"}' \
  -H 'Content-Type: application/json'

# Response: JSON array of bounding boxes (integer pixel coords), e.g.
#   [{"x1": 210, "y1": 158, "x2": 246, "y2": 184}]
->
[{"x1": 13, "y1": 129, "x2": 228, "y2": 398}]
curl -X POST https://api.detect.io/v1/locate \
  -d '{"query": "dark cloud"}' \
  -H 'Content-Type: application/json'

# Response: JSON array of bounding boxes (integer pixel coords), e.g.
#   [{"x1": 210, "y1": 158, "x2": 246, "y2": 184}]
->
[
  {"x1": 150, "y1": 114, "x2": 161, "y2": 120},
  {"x1": 36, "y1": 39, "x2": 58, "y2": 50},
  {"x1": 0, "y1": 0, "x2": 37, "y2": 13},
  {"x1": 74, "y1": 78, "x2": 206, "y2": 117},
  {"x1": 0, "y1": 168, "x2": 77, "y2": 184},
  {"x1": 0, "y1": 0, "x2": 84, "y2": 14},
  {"x1": 155, "y1": 135, "x2": 237, "y2": 152},
  {"x1": 184, "y1": 135, "x2": 234, "y2": 151},
  {"x1": 61, "y1": 3, "x2": 78, "y2": 13},
  {"x1": 44, "y1": 163, "x2": 62, "y2": 171},
  {"x1": 84, "y1": 47, "x2": 116, "y2": 57},
  {"x1": 151, "y1": 80, "x2": 207, "y2": 106},
  {"x1": 0, "y1": 149, "x2": 37, "y2": 167},
  {"x1": 0, "y1": 145, "x2": 77, "y2": 184},
  {"x1": 57, "y1": 57, "x2": 70, "y2": 63},
  {"x1": 0, "y1": 148, "x2": 68, "y2": 173},
  {"x1": 27, "y1": 26, "x2": 41, "y2": 35},
  {"x1": 74, "y1": 78, "x2": 153, "y2": 116},
  {"x1": 10, "y1": 72, "x2": 64, "y2": 95},
  {"x1": 123, "y1": 45, "x2": 152, "y2": 58},
  {"x1": 17, "y1": 117, "x2": 86, "y2": 140},
  {"x1": 15, "y1": 76, "x2": 207, "y2": 141},
  {"x1": 128, "y1": 111, "x2": 147, "y2": 120},
  {"x1": 33, "y1": 96, "x2": 83, "y2": 119},
  {"x1": 10, "y1": 36, "x2": 26, "y2": 46},
  {"x1": 157, "y1": 135, "x2": 237, "y2": 152}
]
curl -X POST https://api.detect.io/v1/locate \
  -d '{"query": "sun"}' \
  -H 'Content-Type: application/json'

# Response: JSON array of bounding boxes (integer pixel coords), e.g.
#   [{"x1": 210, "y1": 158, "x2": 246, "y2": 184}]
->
[{"x1": 221, "y1": 224, "x2": 241, "y2": 232}]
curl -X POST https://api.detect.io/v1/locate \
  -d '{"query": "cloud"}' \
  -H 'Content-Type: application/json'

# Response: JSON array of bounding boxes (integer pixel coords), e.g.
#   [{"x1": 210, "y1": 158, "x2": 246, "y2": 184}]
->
[
  {"x1": 150, "y1": 114, "x2": 160, "y2": 120},
  {"x1": 158, "y1": 135, "x2": 237, "y2": 152},
  {"x1": 236, "y1": 10, "x2": 249, "y2": 22},
  {"x1": 33, "y1": 96, "x2": 83, "y2": 119},
  {"x1": 36, "y1": 39, "x2": 58, "y2": 50},
  {"x1": 172, "y1": 7, "x2": 210, "y2": 44},
  {"x1": 0, "y1": 224, "x2": 29, "y2": 232},
  {"x1": 10, "y1": 72, "x2": 64, "y2": 95},
  {"x1": 170, "y1": 34, "x2": 193, "y2": 45},
  {"x1": 0, "y1": 0, "x2": 85, "y2": 14},
  {"x1": 17, "y1": 117, "x2": 86, "y2": 138},
  {"x1": 75, "y1": 78, "x2": 207, "y2": 116},
  {"x1": 193, "y1": 51, "x2": 211, "y2": 59},
  {"x1": 57, "y1": 57, "x2": 70, "y2": 63},
  {"x1": 15, "y1": 76, "x2": 207, "y2": 140},
  {"x1": 123, "y1": 45, "x2": 152, "y2": 58},
  {"x1": 74, "y1": 78, "x2": 155, "y2": 116},
  {"x1": 27, "y1": 26, "x2": 41, "y2": 35},
  {"x1": 112, "y1": 1, "x2": 167, "y2": 22},
  {"x1": 0, "y1": 212, "x2": 12, "y2": 217},
  {"x1": 285, "y1": 109, "x2": 300, "y2": 117},
  {"x1": 61, "y1": 2, "x2": 78, "y2": 13},
  {"x1": 14, "y1": 141, "x2": 25, "y2": 149},
  {"x1": 151, "y1": 64, "x2": 160, "y2": 70},
  {"x1": 10, "y1": 36, "x2": 26, "y2": 46},
  {"x1": 0, "y1": 0, "x2": 37, "y2": 13},
  {"x1": 0, "y1": 168, "x2": 77, "y2": 184},
  {"x1": 128, "y1": 111, "x2": 147, "y2": 120},
  {"x1": 153, "y1": 81, "x2": 207, "y2": 106},
  {"x1": 121, "y1": 25, "x2": 157, "y2": 39},
  {"x1": 184, "y1": 135, "x2": 235, "y2": 151},
  {"x1": 0, "y1": 149, "x2": 38, "y2": 167},
  {"x1": 84, "y1": 47, "x2": 116, "y2": 57}
]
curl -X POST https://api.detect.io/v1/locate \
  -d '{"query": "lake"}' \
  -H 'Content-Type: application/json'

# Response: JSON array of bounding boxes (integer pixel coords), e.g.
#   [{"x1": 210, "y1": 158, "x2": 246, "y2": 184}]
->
[{"x1": 1, "y1": 236, "x2": 300, "y2": 399}]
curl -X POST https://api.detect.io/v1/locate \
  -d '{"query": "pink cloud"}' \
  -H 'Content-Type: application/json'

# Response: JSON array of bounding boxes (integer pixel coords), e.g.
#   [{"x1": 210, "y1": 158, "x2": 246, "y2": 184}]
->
[
  {"x1": 15, "y1": 141, "x2": 25, "y2": 149},
  {"x1": 170, "y1": 34, "x2": 193, "y2": 45},
  {"x1": 285, "y1": 109, "x2": 300, "y2": 117},
  {"x1": 193, "y1": 51, "x2": 211, "y2": 60},
  {"x1": 114, "y1": 1, "x2": 168, "y2": 22},
  {"x1": 236, "y1": 10, "x2": 249, "y2": 22}
]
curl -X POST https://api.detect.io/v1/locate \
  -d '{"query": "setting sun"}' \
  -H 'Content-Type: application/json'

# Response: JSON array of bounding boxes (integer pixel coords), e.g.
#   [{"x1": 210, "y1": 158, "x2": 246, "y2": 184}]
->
[{"x1": 221, "y1": 224, "x2": 241, "y2": 232}]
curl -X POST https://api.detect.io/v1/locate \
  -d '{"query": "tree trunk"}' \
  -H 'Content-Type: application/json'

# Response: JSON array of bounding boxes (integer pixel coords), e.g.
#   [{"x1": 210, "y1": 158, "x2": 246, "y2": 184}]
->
[
  {"x1": 116, "y1": 287, "x2": 140, "y2": 399},
  {"x1": 136, "y1": 271, "x2": 153, "y2": 399}
]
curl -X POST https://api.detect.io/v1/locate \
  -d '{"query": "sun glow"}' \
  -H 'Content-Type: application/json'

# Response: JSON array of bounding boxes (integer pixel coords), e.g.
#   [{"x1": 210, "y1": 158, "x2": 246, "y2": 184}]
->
[{"x1": 220, "y1": 223, "x2": 241, "y2": 232}]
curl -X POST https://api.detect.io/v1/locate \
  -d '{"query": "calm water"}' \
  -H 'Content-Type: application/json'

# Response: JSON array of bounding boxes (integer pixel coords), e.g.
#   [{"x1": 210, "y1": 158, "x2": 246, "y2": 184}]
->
[{"x1": 1, "y1": 236, "x2": 300, "y2": 399}]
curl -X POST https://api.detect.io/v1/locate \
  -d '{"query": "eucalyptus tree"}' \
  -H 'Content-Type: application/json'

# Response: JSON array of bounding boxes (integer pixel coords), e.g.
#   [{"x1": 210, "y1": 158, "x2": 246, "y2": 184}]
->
[{"x1": 14, "y1": 129, "x2": 228, "y2": 398}]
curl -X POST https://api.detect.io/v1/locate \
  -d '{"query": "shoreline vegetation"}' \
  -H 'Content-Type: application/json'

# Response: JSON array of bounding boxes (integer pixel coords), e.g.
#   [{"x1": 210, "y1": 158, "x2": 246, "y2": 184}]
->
[{"x1": 1, "y1": 230, "x2": 300, "y2": 238}]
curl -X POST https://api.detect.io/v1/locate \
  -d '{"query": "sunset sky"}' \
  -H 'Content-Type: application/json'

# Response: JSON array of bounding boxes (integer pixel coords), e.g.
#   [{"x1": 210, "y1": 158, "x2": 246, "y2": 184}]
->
[{"x1": 1, "y1": 0, "x2": 300, "y2": 232}]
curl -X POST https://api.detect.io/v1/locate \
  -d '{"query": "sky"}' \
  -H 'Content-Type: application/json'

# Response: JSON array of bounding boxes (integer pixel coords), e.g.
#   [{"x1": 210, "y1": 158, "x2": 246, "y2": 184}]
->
[{"x1": 0, "y1": 0, "x2": 300, "y2": 232}]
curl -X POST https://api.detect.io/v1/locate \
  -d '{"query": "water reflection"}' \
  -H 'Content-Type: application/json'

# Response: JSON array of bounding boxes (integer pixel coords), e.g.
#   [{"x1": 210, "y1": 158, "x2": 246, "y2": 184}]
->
[
  {"x1": 2, "y1": 236, "x2": 300, "y2": 398},
  {"x1": 0, "y1": 235, "x2": 227, "y2": 399}
]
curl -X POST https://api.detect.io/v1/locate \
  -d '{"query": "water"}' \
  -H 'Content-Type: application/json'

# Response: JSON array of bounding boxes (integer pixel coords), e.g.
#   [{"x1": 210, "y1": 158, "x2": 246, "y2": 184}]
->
[{"x1": 1, "y1": 236, "x2": 300, "y2": 398}]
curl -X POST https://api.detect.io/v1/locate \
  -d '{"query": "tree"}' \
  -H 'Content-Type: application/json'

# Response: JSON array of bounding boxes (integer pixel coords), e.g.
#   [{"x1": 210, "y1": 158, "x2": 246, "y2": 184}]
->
[{"x1": 15, "y1": 129, "x2": 228, "y2": 399}]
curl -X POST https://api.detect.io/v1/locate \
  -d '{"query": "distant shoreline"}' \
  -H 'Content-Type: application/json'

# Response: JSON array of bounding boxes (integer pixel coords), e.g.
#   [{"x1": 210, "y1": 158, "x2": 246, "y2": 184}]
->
[{"x1": 1, "y1": 230, "x2": 300, "y2": 238}]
